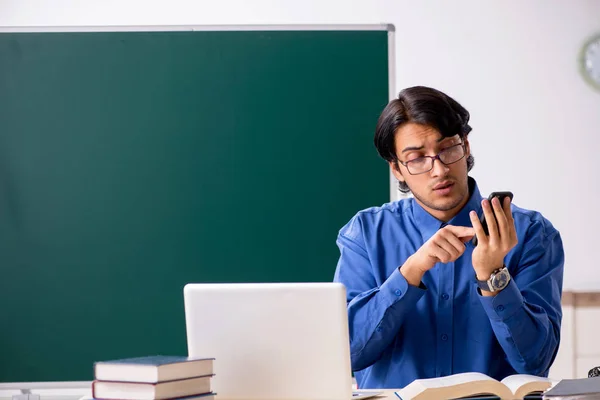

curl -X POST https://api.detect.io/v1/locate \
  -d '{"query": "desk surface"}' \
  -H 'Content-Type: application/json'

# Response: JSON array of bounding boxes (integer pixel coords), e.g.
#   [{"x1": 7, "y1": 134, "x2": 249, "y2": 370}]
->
[
  {"x1": 0, "y1": 395, "x2": 398, "y2": 400},
  {"x1": 0, "y1": 383, "x2": 398, "y2": 400},
  {"x1": 0, "y1": 391, "x2": 398, "y2": 400},
  {"x1": 0, "y1": 395, "x2": 403, "y2": 400}
]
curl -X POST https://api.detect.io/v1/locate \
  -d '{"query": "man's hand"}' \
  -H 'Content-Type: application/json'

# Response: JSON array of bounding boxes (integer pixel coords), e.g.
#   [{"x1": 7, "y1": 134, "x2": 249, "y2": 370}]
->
[
  {"x1": 469, "y1": 196, "x2": 518, "y2": 283},
  {"x1": 400, "y1": 225, "x2": 475, "y2": 286}
]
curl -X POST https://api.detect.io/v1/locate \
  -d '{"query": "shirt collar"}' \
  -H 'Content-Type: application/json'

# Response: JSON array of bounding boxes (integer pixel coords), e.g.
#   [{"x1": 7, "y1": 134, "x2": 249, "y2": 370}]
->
[{"x1": 411, "y1": 177, "x2": 484, "y2": 243}]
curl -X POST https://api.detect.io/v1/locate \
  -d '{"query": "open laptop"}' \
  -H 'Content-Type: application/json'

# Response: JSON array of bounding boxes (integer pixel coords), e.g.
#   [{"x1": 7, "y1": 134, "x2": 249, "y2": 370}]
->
[{"x1": 183, "y1": 282, "x2": 382, "y2": 400}]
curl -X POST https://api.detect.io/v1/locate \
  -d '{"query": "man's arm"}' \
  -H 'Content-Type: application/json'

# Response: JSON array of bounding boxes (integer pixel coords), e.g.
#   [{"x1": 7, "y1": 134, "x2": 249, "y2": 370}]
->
[
  {"x1": 333, "y1": 214, "x2": 475, "y2": 372},
  {"x1": 478, "y1": 224, "x2": 564, "y2": 376},
  {"x1": 333, "y1": 230, "x2": 426, "y2": 372}
]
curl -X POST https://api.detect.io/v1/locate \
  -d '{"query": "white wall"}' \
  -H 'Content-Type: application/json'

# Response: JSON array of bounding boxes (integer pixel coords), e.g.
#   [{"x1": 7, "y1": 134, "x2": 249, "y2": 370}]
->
[{"x1": 2, "y1": 0, "x2": 600, "y2": 291}]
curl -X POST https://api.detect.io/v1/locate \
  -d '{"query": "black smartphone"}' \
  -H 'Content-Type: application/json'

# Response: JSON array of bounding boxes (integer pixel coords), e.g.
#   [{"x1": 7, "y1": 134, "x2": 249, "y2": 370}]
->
[{"x1": 472, "y1": 191, "x2": 514, "y2": 246}]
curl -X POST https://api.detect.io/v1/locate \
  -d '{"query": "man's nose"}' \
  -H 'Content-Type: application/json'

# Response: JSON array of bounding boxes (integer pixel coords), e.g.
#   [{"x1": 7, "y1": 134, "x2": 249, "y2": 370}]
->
[{"x1": 430, "y1": 157, "x2": 450, "y2": 177}]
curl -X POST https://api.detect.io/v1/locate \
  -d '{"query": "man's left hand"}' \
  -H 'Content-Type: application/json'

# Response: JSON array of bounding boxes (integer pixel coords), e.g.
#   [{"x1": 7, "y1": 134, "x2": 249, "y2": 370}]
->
[{"x1": 469, "y1": 196, "x2": 518, "y2": 282}]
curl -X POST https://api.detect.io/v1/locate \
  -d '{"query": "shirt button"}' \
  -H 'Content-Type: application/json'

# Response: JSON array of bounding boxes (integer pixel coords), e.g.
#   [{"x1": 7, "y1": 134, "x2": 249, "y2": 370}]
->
[
  {"x1": 496, "y1": 305, "x2": 505, "y2": 312},
  {"x1": 376, "y1": 326, "x2": 383, "y2": 333},
  {"x1": 441, "y1": 293, "x2": 449, "y2": 300},
  {"x1": 394, "y1": 289, "x2": 402, "y2": 296},
  {"x1": 441, "y1": 334, "x2": 448, "y2": 341}
]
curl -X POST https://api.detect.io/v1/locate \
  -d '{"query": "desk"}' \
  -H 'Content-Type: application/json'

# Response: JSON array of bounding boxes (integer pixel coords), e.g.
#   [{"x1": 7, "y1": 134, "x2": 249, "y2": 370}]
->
[
  {"x1": 0, "y1": 382, "x2": 91, "y2": 400},
  {"x1": 0, "y1": 382, "x2": 398, "y2": 400},
  {"x1": 0, "y1": 395, "x2": 399, "y2": 400}
]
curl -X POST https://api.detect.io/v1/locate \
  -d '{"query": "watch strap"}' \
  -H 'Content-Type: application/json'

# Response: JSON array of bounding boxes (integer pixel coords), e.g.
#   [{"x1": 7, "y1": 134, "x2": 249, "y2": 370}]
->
[{"x1": 476, "y1": 277, "x2": 493, "y2": 292}]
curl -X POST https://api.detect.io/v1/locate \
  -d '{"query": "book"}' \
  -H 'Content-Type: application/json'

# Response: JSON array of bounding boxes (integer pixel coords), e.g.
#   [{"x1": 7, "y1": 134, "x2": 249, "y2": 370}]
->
[
  {"x1": 81, "y1": 394, "x2": 217, "y2": 400},
  {"x1": 92, "y1": 375, "x2": 213, "y2": 400},
  {"x1": 543, "y1": 376, "x2": 600, "y2": 399},
  {"x1": 94, "y1": 356, "x2": 214, "y2": 383},
  {"x1": 395, "y1": 372, "x2": 556, "y2": 400}
]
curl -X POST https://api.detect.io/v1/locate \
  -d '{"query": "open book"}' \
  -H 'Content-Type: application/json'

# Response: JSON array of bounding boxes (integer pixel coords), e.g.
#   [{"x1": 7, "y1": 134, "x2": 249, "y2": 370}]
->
[{"x1": 395, "y1": 372, "x2": 556, "y2": 400}]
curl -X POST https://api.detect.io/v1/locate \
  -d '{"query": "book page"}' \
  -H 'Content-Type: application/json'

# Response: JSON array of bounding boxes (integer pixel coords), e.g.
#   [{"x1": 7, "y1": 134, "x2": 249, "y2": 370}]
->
[
  {"x1": 501, "y1": 374, "x2": 553, "y2": 397},
  {"x1": 396, "y1": 374, "x2": 511, "y2": 400},
  {"x1": 419, "y1": 372, "x2": 497, "y2": 389}
]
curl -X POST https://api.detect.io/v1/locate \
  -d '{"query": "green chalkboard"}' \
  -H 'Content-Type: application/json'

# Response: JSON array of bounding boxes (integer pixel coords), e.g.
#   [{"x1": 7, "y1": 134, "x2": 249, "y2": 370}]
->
[{"x1": 0, "y1": 27, "x2": 390, "y2": 382}]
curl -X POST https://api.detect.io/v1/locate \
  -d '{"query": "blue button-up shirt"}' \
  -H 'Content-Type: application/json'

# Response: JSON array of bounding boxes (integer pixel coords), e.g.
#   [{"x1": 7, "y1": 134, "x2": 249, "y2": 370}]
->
[{"x1": 333, "y1": 178, "x2": 564, "y2": 389}]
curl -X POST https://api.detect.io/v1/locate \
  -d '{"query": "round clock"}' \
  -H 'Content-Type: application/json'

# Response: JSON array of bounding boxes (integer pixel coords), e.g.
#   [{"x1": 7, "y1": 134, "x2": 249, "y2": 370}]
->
[{"x1": 580, "y1": 33, "x2": 600, "y2": 92}]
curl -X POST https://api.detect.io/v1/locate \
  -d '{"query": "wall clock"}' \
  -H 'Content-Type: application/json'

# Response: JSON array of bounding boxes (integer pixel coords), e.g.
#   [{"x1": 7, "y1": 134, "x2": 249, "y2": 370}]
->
[{"x1": 580, "y1": 33, "x2": 600, "y2": 92}]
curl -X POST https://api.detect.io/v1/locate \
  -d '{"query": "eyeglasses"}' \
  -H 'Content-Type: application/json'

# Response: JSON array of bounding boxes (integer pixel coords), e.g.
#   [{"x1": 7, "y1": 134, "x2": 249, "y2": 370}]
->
[{"x1": 398, "y1": 142, "x2": 466, "y2": 175}]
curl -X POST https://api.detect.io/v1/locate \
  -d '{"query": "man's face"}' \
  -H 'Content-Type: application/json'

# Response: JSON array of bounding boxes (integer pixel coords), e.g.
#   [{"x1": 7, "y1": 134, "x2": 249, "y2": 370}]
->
[{"x1": 389, "y1": 122, "x2": 471, "y2": 221}]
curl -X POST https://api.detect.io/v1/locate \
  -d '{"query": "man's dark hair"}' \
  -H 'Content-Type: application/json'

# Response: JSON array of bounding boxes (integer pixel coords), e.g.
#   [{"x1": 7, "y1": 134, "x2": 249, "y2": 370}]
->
[{"x1": 374, "y1": 86, "x2": 475, "y2": 193}]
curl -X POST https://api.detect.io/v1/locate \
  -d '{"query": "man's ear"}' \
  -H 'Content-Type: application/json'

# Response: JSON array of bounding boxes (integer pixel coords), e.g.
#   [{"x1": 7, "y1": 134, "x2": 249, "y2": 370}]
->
[
  {"x1": 464, "y1": 138, "x2": 471, "y2": 157},
  {"x1": 389, "y1": 160, "x2": 405, "y2": 184}
]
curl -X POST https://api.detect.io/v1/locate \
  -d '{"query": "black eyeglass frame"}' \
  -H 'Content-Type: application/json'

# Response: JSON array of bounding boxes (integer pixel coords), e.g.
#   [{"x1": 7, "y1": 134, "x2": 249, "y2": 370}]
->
[{"x1": 396, "y1": 142, "x2": 467, "y2": 175}]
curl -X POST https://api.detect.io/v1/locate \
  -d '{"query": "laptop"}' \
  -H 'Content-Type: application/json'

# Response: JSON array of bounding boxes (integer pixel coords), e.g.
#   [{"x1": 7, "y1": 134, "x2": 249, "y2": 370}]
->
[{"x1": 183, "y1": 282, "x2": 382, "y2": 400}]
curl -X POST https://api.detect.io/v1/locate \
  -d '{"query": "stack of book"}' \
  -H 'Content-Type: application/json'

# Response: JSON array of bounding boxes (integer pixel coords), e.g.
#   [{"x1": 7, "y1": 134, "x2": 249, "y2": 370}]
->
[{"x1": 92, "y1": 356, "x2": 215, "y2": 400}]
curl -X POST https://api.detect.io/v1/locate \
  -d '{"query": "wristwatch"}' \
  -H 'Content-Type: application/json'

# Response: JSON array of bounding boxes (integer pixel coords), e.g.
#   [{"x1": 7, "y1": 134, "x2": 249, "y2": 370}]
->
[{"x1": 476, "y1": 266, "x2": 511, "y2": 293}]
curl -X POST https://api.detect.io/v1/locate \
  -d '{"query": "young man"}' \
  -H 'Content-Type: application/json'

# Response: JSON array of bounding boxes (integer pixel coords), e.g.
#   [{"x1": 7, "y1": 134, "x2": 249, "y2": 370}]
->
[{"x1": 333, "y1": 86, "x2": 564, "y2": 389}]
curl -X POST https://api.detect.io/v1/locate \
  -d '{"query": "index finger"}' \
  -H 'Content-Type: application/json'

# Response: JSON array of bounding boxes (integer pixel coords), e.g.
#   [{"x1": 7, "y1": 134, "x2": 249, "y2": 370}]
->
[{"x1": 444, "y1": 225, "x2": 475, "y2": 241}]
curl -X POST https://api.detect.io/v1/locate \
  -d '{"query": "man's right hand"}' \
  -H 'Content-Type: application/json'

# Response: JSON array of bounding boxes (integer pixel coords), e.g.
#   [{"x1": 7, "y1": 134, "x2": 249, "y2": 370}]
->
[{"x1": 400, "y1": 225, "x2": 475, "y2": 286}]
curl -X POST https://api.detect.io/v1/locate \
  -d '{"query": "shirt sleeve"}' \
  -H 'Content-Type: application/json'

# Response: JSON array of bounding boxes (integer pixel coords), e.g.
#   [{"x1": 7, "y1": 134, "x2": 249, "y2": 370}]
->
[
  {"x1": 477, "y1": 221, "x2": 564, "y2": 376},
  {"x1": 333, "y1": 215, "x2": 426, "y2": 372}
]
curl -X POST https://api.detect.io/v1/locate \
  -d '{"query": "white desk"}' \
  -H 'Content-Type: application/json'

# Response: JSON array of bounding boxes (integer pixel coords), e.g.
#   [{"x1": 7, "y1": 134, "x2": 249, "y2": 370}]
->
[
  {"x1": 0, "y1": 382, "x2": 91, "y2": 400},
  {"x1": 0, "y1": 382, "x2": 398, "y2": 400}
]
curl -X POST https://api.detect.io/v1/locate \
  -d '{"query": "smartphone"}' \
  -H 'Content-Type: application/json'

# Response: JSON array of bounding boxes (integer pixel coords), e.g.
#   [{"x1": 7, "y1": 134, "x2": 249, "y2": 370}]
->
[{"x1": 472, "y1": 191, "x2": 514, "y2": 246}]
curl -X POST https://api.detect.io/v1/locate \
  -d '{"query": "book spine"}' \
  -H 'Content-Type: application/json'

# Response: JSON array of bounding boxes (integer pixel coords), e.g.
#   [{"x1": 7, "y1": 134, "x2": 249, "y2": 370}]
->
[{"x1": 93, "y1": 375, "x2": 213, "y2": 384}]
